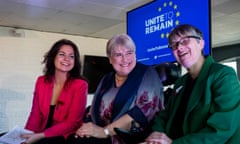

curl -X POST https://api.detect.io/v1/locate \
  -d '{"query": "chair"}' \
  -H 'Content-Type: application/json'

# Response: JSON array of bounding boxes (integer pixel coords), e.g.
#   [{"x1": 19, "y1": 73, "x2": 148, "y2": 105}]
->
[{"x1": 155, "y1": 62, "x2": 181, "y2": 105}]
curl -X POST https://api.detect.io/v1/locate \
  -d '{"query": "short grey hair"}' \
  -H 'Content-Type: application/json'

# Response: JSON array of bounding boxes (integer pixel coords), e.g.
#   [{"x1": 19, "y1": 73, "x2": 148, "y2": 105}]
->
[
  {"x1": 168, "y1": 24, "x2": 203, "y2": 45},
  {"x1": 106, "y1": 34, "x2": 136, "y2": 57}
]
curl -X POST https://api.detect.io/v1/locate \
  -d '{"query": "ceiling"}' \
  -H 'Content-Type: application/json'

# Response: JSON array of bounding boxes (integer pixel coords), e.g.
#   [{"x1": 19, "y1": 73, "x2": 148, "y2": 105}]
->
[{"x1": 0, "y1": 0, "x2": 240, "y2": 47}]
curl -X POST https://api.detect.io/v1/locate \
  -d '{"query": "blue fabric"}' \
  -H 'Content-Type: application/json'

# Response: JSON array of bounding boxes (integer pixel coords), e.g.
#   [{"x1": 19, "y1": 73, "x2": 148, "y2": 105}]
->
[
  {"x1": 127, "y1": 106, "x2": 148, "y2": 127},
  {"x1": 92, "y1": 63, "x2": 148, "y2": 126}
]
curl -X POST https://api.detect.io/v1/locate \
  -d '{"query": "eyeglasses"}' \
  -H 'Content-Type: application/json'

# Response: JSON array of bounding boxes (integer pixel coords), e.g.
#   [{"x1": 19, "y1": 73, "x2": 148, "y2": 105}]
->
[
  {"x1": 111, "y1": 50, "x2": 135, "y2": 59},
  {"x1": 168, "y1": 36, "x2": 201, "y2": 50}
]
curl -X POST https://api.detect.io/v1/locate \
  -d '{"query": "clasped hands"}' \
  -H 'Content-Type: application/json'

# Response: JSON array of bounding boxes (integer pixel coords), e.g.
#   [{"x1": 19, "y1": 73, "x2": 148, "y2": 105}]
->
[
  {"x1": 75, "y1": 123, "x2": 172, "y2": 144},
  {"x1": 75, "y1": 122, "x2": 108, "y2": 138}
]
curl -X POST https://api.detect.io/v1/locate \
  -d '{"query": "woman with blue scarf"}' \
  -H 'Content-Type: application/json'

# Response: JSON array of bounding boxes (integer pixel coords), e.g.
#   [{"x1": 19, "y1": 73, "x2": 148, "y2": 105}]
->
[{"x1": 69, "y1": 34, "x2": 164, "y2": 144}]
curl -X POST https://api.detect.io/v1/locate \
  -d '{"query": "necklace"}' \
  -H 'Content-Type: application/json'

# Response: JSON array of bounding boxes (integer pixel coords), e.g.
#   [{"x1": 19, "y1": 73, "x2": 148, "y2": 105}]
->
[
  {"x1": 115, "y1": 77, "x2": 125, "y2": 82},
  {"x1": 115, "y1": 74, "x2": 127, "y2": 81},
  {"x1": 115, "y1": 74, "x2": 127, "y2": 87}
]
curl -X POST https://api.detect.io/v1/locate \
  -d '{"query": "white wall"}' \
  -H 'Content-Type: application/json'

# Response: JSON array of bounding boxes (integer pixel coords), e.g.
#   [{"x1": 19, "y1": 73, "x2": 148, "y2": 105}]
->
[
  {"x1": 221, "y1": 61, "x2": 238, "y2": 74},
  {"x1": 0, "y1": 27, "x2": 107, "y2": 132}
]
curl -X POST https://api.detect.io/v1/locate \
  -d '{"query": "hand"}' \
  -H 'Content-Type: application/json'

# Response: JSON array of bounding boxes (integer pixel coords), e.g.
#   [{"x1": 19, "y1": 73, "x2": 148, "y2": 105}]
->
[
  {"x1": 144, "y1": 131, "x2": 172, "y2": 144},
  {"x1": 21, "y1": 133, "x2": 45, "y2": 144},
  {"x1": 75, "y1": 122, "x2": 107, "y2": 138}
]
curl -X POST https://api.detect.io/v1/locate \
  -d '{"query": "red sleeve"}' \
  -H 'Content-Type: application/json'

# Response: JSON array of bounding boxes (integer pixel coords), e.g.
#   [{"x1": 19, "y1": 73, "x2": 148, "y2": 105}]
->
[{"x1": 25, "y1": 76, "x2": 45, "y2": 132}]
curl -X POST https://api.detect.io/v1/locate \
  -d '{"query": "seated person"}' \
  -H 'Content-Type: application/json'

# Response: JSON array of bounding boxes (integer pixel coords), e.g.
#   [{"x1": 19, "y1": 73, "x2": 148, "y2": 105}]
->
[
  {"x1": 143, "y1": 24, "x2": 240, "y2": 144},
  {"x1": 69, "y1": 34, "x2": 165, "y2": 144},
  {"x1": 21, "y1": 39, "x2": 88, "y2": 144}
]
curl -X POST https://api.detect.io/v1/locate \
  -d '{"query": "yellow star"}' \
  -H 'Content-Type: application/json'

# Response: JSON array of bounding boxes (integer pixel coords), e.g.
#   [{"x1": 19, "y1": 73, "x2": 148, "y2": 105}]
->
[
  {"x1": 161, "y1": 33, "x2": 165, "y2": 38},
  {"x1": 174, "y1": 4, "x2": 177, "y2": 9},
  {"x1": 175, "y1": 20, "x2": 180, "y2": 25},
  {"x1": 176, "y1": 12, "x2": 180, "y2": 17},
  {"x1": 166, "y1": 33, "x2": 169, "y2": 38},
  {"x1": 163, "y1": 2, "x2": 167, "y2": 7},
  {"x1": 158, "y1": 7, "x2": 162, "y2": 12}
]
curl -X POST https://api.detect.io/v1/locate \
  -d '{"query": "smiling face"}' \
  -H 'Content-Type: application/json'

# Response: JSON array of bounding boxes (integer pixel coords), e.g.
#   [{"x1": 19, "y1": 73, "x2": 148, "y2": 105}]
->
[
  {"x1": 109, "y1": 45, "x2": 136, "y2": 76},
  {"x1": 168, "y1": 24, "x2": 205, "y2": 69},
  {"x1": 107, "y1": 34, "x2": 137, "y2": 77},
  {"x1": 54, "y1": 45, "x2": 75, "y2": 73},
  {"x1": 171, "y1": 35, "x2": 204, "y2": 69}
]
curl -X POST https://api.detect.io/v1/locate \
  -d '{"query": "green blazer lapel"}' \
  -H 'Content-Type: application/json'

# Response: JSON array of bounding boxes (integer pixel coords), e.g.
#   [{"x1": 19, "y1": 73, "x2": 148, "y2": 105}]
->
[{"x1": 184, "y1": 57, "x2": 214, "y2": 129}]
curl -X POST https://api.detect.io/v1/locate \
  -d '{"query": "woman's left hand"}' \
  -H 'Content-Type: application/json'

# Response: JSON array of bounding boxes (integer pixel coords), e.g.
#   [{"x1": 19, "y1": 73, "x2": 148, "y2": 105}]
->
[{"x1": 75, "y1": 122, "x2": 107, "y2": 138}]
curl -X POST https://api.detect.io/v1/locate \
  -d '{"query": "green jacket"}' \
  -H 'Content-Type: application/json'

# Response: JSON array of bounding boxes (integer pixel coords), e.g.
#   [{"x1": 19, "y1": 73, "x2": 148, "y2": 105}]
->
[{"x1": 153, "y1": 56, "x2": 240, "y2": 144}]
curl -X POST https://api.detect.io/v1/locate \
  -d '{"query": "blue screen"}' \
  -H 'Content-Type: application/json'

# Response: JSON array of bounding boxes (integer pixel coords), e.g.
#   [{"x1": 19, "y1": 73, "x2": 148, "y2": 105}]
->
[{"x1": 127, "y1": 0, "x2": 211, "y2": 65}]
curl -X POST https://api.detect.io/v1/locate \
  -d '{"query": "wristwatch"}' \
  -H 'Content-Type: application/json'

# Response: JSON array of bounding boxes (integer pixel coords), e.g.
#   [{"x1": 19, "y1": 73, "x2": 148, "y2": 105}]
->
[{"x1": 104, "y1": 128, "x2": 110, "y2": 137}]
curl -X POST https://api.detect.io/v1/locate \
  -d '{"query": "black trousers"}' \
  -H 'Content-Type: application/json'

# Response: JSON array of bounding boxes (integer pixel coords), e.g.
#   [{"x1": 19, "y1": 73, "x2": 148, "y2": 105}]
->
[
  {"x1": 33, "y1": 136, "x2": 66, "y2": 144},
  {"x1": 66, "y1": 134, "x2": 111, "y2": 144}
]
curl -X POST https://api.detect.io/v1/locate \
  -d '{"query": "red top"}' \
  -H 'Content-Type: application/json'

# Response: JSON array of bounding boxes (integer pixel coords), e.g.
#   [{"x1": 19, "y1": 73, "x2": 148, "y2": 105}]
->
[{"x1": 25, "y1": 76, "x2": 88, "y2": 139}]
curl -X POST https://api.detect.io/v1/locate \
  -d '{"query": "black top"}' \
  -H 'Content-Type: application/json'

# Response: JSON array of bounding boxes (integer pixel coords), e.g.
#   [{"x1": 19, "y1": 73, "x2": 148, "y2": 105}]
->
[
  {"x1": 45, "y1": 105, "x2": 56, "y2": 129},
  {"x1": 170, "y1": 76, "x2": 196, "y2": 139}
]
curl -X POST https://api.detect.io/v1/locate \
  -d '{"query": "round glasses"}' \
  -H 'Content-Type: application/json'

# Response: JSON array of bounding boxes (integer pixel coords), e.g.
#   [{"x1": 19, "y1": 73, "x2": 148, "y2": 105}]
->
[{"x1": 168, "y1": 35, "x2": 201, "y2": 50}]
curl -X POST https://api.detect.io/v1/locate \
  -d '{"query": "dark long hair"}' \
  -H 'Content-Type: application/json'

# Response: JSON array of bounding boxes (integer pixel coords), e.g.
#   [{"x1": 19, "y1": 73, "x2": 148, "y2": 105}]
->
[{"x1": 42, "y1": 39, "x2": 84, "y2": 82}]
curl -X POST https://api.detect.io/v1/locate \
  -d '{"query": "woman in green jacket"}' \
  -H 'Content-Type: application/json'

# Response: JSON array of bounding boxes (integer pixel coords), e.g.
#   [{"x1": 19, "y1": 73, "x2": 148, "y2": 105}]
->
[{"x1": 144, "y1": 24, "x2": 240, "y2": 144}]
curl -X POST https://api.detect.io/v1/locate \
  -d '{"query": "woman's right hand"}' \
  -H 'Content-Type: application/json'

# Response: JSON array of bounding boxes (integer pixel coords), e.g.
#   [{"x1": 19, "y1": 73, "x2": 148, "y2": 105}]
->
[{"x1": 21, "y1": 132, "x2": 45, "y2": 144}]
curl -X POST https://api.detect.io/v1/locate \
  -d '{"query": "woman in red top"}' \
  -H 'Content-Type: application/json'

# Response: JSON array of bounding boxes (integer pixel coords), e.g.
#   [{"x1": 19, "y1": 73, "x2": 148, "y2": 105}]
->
[{"x1": 21, "y1": 39, "x2": 88, "y2": 144}]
